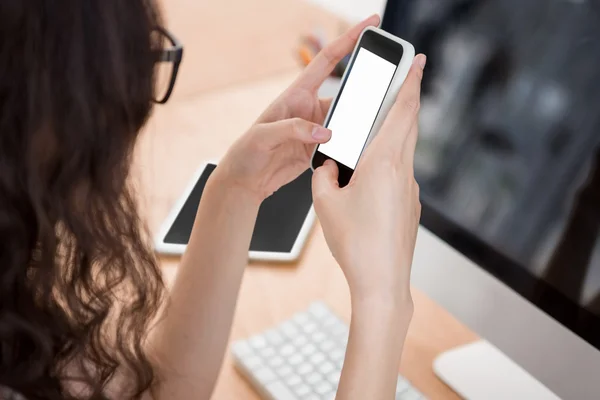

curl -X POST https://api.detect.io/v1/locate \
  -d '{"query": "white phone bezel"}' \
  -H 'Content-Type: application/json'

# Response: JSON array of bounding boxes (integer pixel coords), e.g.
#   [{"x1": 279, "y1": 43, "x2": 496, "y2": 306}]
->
[
  {"x1": 153, "y1": 161, "x2": 316, "y2": 262},
  {"x1": 311, "y1": 26, "x2": 416, "y2": 171}
]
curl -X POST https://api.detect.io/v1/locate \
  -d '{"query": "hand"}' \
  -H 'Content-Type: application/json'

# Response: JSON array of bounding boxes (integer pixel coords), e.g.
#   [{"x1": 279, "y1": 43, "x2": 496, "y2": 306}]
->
[
  {"x1": 214, "y1": 15, "x2": 381, "y2": 203},
  {"x1": 312, "y1": 54, "x2": 427, "y2": 307}
]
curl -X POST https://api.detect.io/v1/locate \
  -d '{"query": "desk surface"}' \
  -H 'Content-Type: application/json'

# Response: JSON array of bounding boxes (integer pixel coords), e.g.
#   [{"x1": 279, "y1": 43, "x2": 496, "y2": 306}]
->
[
  {"x1": 159, "y1": 0, "x2": 343, "y2": 99},
  {"x1": 143, "y1": 1, "x2": 478, "y2": 398}
]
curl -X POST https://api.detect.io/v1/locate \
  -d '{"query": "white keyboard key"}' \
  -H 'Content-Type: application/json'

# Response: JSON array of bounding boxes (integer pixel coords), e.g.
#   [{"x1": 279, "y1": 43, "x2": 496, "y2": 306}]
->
[
  {"x1": 249, "y1": 335, "x2": 268, "y2": 349},
  {"x1": 293, "y1": 312, "x2": 310, "y2": 325},
  {"x1": 293, "y1": 335, "x2": 308, "y2": 347},
  {"x1": 323, "y1": 392, "x2": 337, "y2": 400},
  {"x1": 309, "y1": 352, "x2": 326, "y2": 365},
  {"x1": 286, "y1": 374, "x2": 302, "y2": 387},
  {"x1": 329, "y1": 348, "x2": 345, "y2": 361},
  {"x1": 315, "y1": 381, "x2": 333, "y2": 395},
  {"x1": 308, "y1": 302, "x2": 330, "y2": 319},
  {"x1": 305, "y1": 372, "x2": 323, "y2": 385},
  {"x1": 312, "y1": 331, "x2": 326, "y2": 343},
  {"x1": 289, "y1": 354, "x2": 304, "y2": 365},
  {"x1": 322, "y1": 315, "x2": 338, "y2": 327},
  {"x1": 280, "y1": 344, "x2": 295, "y2": 356},
  {"x1": 241, "y1": 355, "x2": 262, "y2": 369},
  {"x1": 303, "y1": 395, "x2": 319, "y2": 400},
  {"x1": 300, "y1": 343, "x2": 317, "y2": 356},
  {"x1": 396, "y1": 378, "x2": 410, "y2": 393},
  {"x1": 319, "y1": 361, "x2": 335, "y2": 375},
  {"x1": 331, "y1": 323, "x2": 348, "y2": 337},
  {"x1": 397, "y1": 388, "x2": 422, "y2": 400},
  {"x1": 268, "y1": 356, "x2": 284, "y2": 368},
  {"x1": 261, "y1": 347, "x2": 276, "y2": 358},
  {"x1": 293, "y1": 384, "x2": 311, "y2": 396},
  {"x1": 281, "y1": 321, "x2": 300, "y2": 338},
  {"x1": 265, "y1": 381, "x2": 298, "y2": 400},
  {"x1": 254, "y1": 367, "x2": 277, "y2": 384},
  {"x1": 278, "y1": 365, "x2": 293, "y2": 377},
  {"x1": 319, "y1": 340, "x2": 336, "y2": 352},
  {"x1": 334, "y1": 358, "x2": 344, "y2": 369},
  {"x1": 327, "y1": 370, "x2": 341, "y2": 385},
  {"x1": 302, "y1": 322, "x2": 318, "y2": 334},
  {"x1": 297, "y1": 363, "x2": 314, "y2": 375},
  {"x1": 232, "y1": 341, "x2": 252, "y2": 358},
  {"x1": 265, "y1": 330, "x2": 285, "y2": 346},
  {"x1": 338, "y1": 336, "x2": 348, "y2": 348}
]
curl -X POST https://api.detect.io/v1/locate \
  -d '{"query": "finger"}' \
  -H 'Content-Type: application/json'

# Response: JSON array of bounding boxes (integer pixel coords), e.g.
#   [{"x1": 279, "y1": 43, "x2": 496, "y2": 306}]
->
[
  {"x1": 399, "y1": 55, "x2": 426, "y2": 164},
  {"x1": 296, "y1": 14, "x2": 380, "y2": 90},
  {"x1": 403, "y1": 122, "x2": 419, "y2": 167},
  {"x1": 382, "y1": 54, "x2": 427, "y2": 144},
  {"x1": 312, "y1": 159, "x2": 340, "y2": 200},
  {"x1": 394, "y1": 54, "x2": 426, "y2": 119},
  {"x1": 392, "y1": 54, "x2": 426, "y2": 122},
  {"x1": 319, "y1": 97, "x2": 333, "y2": 118},
  {"x1": 260, "y1": 118, "x2": 332, "y2": 147}
]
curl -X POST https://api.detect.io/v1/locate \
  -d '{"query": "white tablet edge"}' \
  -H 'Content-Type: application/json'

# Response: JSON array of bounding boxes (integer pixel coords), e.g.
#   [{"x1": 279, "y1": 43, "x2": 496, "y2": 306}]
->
[{"x1": 153, "y1": 161, "x2": 315, "y2": 262}]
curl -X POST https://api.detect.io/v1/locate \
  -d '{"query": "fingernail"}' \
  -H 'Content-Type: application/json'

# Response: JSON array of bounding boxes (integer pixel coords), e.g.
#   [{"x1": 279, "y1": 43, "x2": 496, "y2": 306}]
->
[
  {"x1": 413, "y1": 54, "x2": 427, "y2": 70},
  {"x1": 312, "y1": 126, "x2": 332, "y2": 141}
]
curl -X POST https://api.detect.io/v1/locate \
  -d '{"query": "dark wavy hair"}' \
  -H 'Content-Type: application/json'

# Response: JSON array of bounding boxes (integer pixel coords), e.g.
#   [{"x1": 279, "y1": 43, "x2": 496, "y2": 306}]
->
[{"x1": 0, "y1": 1, "x2": 165, "y2": 398}]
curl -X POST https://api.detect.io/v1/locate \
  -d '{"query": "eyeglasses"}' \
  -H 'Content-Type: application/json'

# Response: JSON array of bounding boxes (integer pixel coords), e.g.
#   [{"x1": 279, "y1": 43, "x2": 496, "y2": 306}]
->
[{"x1": 153, "y1": 27, "x2": 183, "y2": 104}]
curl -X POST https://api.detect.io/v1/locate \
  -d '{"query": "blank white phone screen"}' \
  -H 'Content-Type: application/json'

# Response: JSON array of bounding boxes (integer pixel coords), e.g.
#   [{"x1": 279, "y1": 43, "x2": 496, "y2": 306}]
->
[{"x1": 319, "y1": 48, "x2": 397, "y2": 169}]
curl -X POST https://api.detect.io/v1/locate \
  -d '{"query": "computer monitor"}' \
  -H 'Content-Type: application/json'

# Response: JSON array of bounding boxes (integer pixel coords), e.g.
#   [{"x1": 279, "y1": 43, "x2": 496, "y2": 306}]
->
[{"x1": 379, "y1": 0, "x2": 600, "y2": 398}]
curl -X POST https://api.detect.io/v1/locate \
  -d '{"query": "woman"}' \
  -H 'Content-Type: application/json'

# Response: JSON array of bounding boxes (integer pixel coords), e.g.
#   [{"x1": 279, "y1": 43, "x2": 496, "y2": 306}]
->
[{"x1": 0, "y1": 1, "x2": 425, "y2": 399}]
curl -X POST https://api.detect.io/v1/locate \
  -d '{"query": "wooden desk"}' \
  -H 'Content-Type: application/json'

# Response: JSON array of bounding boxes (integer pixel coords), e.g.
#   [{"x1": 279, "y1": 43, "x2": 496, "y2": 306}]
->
[
  {"x1": 159, "y1": 0, "x2": 344, "y2": 99},
  {"x1": 139, "y1": 1, "x2": 478, "y2": 398}
]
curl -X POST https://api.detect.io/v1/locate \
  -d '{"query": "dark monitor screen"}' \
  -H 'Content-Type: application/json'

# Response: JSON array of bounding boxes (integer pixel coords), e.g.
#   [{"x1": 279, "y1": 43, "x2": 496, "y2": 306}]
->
[{"x1": 382, "y1": 0, "x2": 600, "y2": 349}]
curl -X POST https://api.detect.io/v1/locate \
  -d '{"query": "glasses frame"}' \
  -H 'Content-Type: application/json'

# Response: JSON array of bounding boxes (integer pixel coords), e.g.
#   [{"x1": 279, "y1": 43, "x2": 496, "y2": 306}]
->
[{"x1": 154, "y1": 27, "x2": 183, "y2": 104}]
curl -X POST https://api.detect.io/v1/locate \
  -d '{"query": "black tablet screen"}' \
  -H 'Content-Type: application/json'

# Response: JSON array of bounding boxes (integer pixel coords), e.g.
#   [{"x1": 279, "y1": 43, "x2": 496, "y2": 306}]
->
[{"x1": 162, "y1": 164, "x2": 314, "y2": 253}]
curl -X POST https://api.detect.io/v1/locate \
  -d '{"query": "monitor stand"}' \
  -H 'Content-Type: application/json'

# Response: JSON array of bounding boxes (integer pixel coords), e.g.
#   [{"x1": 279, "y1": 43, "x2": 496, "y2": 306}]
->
[{"x1": 433, "y1": 340, "x2": 560, "y2": 400}]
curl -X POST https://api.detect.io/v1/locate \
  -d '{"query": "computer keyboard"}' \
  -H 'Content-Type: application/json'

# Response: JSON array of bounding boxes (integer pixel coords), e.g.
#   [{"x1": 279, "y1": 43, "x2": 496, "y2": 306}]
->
[{"x1": 231, "y1": 302, "x2": 426, "y2": 400}]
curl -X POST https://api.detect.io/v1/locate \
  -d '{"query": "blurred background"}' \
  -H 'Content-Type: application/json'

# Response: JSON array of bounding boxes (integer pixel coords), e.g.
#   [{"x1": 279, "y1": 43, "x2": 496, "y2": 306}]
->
[
  {"x1": 381, "y1": 0, "x2": 600, "y2": 317},
  {"x1": 145, "y1": 0, "x2": 600, "y2": 397},
  {"x1": 153, "y1": 0, "x2": 600, "y2": 321}
]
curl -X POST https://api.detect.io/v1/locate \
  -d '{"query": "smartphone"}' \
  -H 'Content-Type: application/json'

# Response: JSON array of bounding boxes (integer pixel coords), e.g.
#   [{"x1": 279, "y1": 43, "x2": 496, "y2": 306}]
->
[{"x1": 311, "y1": 27, "x2": 415, "y2": 186}]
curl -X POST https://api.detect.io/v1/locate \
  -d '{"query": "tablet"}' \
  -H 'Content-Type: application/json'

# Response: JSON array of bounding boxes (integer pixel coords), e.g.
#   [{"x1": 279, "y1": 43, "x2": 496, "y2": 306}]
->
[{"x1": 154, "y1": 162, "x2": 315, "y2": 262}]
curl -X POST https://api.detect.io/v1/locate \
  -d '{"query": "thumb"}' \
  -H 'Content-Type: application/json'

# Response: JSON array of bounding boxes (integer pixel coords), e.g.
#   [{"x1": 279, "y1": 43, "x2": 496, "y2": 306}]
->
[
  {"x1": 312, "y1": 159, "x2": 340, "y2": 201},
  {"x1": 260, "y1": 118, "x2": 332, "y2": 147}
]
